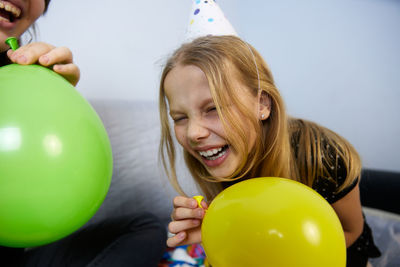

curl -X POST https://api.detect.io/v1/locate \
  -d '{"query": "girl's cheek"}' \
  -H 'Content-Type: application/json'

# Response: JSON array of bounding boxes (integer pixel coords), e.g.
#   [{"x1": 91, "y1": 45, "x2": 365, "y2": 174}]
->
[
  {"x1": 208, "y1": 120, "x2": 226, "y2": 137},
  {"x1": 175, "y1": 131, "x2": 186, "y2": 147}
]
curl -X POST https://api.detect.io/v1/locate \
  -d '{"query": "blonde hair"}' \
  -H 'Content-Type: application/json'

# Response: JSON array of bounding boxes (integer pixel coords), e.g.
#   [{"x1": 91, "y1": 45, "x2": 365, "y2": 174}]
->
[{"x1": 159, "y1": 35, "x2": 361, "y2": 200}]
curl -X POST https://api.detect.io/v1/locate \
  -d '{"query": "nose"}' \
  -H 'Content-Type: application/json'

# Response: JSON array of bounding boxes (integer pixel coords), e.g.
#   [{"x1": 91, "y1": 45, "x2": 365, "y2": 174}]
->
[{"x1": 187, "y1": 118, "x2": 210, "y2": 143}]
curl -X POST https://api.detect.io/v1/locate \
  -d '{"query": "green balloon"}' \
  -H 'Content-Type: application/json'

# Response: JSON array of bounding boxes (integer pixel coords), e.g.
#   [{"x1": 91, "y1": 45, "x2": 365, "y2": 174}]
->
[{"x1": 0, "y1": 64, "x2": 113, "y2": 248}]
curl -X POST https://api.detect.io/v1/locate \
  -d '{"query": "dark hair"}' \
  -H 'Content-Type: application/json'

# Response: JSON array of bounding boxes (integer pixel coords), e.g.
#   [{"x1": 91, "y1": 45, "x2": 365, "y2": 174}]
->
[
  {"x1": 44, "y1": 0, "x2": 51, "y2": 12},
  {"x1": 15, "y1": 0, "x2": 52, "y2": 46}
]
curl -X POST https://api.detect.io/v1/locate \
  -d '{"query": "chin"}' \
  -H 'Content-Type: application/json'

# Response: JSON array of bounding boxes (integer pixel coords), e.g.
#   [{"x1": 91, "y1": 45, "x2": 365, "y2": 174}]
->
[
  {"x1": 205, "y1": 161, "x2": 239, "y2": 180},
  {"x1": 205, "y1": 167, "x2": 235, "y2": 180}
]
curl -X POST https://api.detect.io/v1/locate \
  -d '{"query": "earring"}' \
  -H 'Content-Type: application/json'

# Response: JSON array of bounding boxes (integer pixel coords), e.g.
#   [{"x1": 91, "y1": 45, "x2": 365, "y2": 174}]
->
[{"x1": 261, "y1": 114, "x2": 265, "y2": 119}]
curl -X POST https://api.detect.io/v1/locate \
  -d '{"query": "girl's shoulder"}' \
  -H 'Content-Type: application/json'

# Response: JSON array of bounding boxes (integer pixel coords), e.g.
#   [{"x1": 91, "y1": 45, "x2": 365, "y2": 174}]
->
[
  {"x1": 288, "y1": 118, "x2": 361, "y2": 203},
  {"x1": 312, "y1": 153, "x2": 358, "y2": 204}
]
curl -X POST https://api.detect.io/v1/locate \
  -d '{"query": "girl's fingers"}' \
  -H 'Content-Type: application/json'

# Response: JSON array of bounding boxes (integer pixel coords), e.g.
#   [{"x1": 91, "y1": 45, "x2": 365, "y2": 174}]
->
[
  {"x1": 5, "y1": 42, "x2": 79, "y2": 86},
  {"x1": 200, "y1": 200, "x2": 209, "y2": 209},
  {"x1": 168, "y1": 219, "x2": 201, "y2": 234},
  {"x1": 172, "y1": 207, "x2": 204, "y2": 221},
  {"x1": 39, "y1": 46, "x2": 73, "y2": 66},
  {"x1": 53, "y1": 63, "x2": 80, "y2": 86},
  {"x1": 167, "y1": 231, "x2": 186, "y2": 247},
  {"x1": 8, "y1": 42, "x2": 55, "y2": 65},
  {"x1": 167, "y1": 227, "x2": 202, "y2": 247},
  {"x1": 173, "y1": 196, "x2": 198, "y2": 209},
  {"x1": 7, "y1": 43, "x2": 74, "y2": 68}
]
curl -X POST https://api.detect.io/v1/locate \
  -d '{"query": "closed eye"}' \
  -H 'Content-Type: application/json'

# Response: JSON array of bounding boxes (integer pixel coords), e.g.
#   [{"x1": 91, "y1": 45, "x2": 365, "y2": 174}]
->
[
  {"x1": 172, "y1": 116, "x2": 187, "y2": 123},
  {"x1": 207, "y1": 107, "x2": 217, "y2": 113},
  {"x1": 205, "y1": 107, "x2": 219, "y2": 119}
]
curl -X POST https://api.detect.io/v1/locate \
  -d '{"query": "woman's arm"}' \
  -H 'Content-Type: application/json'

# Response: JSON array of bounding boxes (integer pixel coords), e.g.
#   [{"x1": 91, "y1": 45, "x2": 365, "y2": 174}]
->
[{"x1": 331, "y1": 181, "x2": 364, "y2": 247}]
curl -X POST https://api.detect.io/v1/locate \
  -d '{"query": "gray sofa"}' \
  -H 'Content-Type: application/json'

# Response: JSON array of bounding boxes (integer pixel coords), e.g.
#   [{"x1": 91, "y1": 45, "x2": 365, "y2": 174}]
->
[
  {"x1": 85, "y1": 100, "x2": 200, "y2": 227},
  {"x1": 86, "y1": 99, "x2": 400, "y2": 267}
]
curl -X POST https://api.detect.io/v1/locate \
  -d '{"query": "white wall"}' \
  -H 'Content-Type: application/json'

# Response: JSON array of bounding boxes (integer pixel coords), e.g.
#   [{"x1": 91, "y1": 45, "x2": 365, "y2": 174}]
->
[{"x1": 36, "y1": 0, "x2": 399, "y2": 172}]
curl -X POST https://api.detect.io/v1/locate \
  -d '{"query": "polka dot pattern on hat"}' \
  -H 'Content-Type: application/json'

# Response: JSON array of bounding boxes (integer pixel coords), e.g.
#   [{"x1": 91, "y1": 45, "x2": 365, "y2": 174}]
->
[{"x1": 185, "y1": 0, "x2": 238, "y2": 41}]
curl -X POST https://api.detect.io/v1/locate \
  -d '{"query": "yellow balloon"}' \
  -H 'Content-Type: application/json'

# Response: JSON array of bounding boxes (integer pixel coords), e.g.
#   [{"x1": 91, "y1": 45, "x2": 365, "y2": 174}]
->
[{"x1": 201, "y1": 177, "x2": 346, "y2": 267}]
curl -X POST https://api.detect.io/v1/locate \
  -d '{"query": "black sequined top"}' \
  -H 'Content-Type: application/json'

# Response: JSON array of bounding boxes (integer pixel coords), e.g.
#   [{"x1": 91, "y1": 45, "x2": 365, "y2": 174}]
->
[
  {"x1": 311, "y1": 154, "x2": 381, "y2": 266},
  {"x1": 287, "y1": 122, "x2": 381, "y2": 266}
]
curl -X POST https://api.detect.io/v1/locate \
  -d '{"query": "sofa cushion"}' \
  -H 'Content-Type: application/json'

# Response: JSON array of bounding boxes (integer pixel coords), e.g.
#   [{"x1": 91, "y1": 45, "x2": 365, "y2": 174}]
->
[{"x1": 85, "y1": 100, "x2": 199, "y2": 226}]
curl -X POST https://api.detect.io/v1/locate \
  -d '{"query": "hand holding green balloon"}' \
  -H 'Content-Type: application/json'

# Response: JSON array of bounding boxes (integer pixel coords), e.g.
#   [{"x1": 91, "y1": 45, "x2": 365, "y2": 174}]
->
[{"x1": 0, "y1": 38, "x2": 113, "y2": 248}]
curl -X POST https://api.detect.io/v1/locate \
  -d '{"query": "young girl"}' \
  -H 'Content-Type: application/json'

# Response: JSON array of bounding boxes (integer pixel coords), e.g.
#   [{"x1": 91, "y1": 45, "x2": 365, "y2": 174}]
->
[
  {"x1": 1, "y1": 1, "x2": 167, "y2": 266},
  {"x1": 160, "y1": 35, "x2": 381, "y2": 266}
]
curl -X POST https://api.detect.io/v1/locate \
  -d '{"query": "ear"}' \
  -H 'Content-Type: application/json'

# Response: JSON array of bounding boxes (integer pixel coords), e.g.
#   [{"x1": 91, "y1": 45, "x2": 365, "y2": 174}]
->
[{"x1": 259, "y1": 91, "x2": 271, "y2": 120}]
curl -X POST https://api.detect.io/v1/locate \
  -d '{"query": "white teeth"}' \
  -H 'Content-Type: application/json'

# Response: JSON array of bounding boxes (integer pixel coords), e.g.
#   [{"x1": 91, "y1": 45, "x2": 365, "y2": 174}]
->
[
  {"x1": 0, "y1": 15, "x2": 9, "y2": 22},
  {"x1": 199, "y1": 147, "x2": 222, "y2": 157},
  {"x1": 209, "y1": 149, "x2": 227, "y2": 161},
  {"x1": 198, "y1": 147, "x2": 226, "y2": 160},
  {"x1": 0, "y1": 1, "x2": 21, "y2": 19}
]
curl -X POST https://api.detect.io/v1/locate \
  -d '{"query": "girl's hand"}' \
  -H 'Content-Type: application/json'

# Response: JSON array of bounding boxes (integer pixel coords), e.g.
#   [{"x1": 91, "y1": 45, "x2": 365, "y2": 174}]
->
[
  {"x1": 167, "y1": 196, "x2": 208, "y2": 247},
  {"x1": 7, "y1": 42, "x2": 80, "y2": 86}
]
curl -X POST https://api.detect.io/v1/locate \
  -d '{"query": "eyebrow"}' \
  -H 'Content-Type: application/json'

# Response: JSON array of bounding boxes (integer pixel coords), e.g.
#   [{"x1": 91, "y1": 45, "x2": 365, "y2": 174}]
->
[
  {"x1": 169, "y1": 110, "x2": 182, "y2": 117},
  {"x1": 168, "y1": 98, "x2": 215, "y2": 116}
]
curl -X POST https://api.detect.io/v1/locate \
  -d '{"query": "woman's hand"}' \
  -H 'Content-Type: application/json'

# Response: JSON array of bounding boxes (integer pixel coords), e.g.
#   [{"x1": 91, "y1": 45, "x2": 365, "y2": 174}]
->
[
  {"x1": 7, "y1": 42, "x2": 80, "y2": 86},
  {"x1": 167, "y1": 196, "x2": 208, "y2": 247}
]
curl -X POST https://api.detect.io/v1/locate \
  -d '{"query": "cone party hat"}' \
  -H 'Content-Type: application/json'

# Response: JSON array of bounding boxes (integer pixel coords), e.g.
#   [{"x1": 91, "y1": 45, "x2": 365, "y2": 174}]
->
[{"x1": 185, "y1": 0, "x2": 238, "y2": 41}]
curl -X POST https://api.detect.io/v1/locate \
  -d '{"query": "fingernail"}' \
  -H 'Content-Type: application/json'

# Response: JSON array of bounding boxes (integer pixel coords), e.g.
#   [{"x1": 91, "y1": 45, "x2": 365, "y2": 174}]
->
[
  {"x1": 40, "y1": 55, "x2": 49, "y2": 64},
  {"x1": 193, "y1": 220, "x2": 200, "y2": 226},
  {"x1": 53, "y1": 64, "x2": 61, "y2": 71},
  {"x1": 196, "y1": 209, "x2": 203, "y2": 218},
  {"x1": 190, "y1": 199, "x2": 197, "y2": 208},
  {"x1": 10, "y1": 52, "x2": 18, "y2": 61},
  {"x1": 177, "y1": 232, "x2": 185, "y2": 239}
]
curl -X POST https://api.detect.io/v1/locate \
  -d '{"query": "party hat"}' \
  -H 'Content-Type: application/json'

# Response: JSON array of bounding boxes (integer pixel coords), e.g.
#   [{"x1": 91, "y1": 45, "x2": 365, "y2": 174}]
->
[{"x1": 185, "y1": 0, "x2": 238, "y2": 41}]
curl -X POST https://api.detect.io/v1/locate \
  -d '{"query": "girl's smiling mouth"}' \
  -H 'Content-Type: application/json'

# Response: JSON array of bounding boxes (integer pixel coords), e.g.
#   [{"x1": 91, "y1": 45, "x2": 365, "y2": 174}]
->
[
  {"x1": 0, "y1": 1, "x2": 22, "y2": 23},
  {"x1": 198, "y1": 145, "x2": 229, "y2": 167}
]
